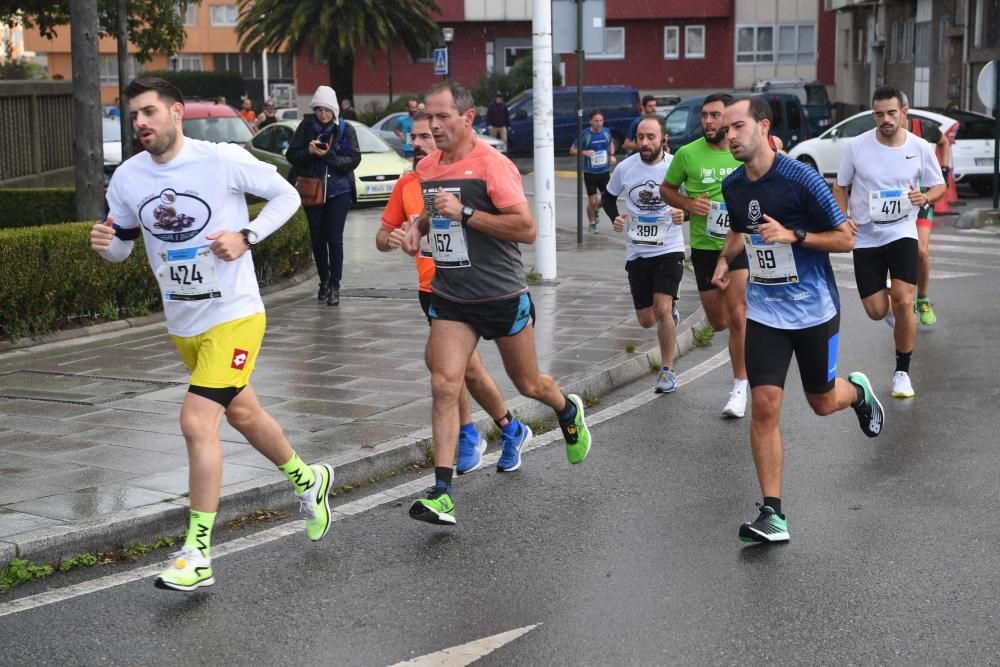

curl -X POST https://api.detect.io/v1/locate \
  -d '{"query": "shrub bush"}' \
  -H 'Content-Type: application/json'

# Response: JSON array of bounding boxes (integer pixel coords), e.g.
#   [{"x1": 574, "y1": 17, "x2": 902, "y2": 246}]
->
[
  {"x1": 0, "y1": 189, "x2": 77, "y2": 229},
  {"x1": 357, "y1": 96, "x2": 412, "y2": 127},
  {"x1": 0, "y1": 204, "x2": 312, "y2": 341},
  {"x1": 471, "y1": 56, "x2": 562, "y2": 108}
]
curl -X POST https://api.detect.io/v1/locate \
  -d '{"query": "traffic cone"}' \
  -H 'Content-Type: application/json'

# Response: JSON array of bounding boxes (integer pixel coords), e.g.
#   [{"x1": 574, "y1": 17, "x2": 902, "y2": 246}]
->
[{"x1": 934, "y1": 170, "x2": 958, "y2": 215}]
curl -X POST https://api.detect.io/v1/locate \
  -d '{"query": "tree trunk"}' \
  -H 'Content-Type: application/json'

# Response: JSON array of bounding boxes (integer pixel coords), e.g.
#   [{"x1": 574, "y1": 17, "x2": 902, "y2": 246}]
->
[
  {"x1": 70, "y1": 0, "x2": 105, "y2": 221},
  {"x1": 327, "y1": 50, "x2": 355, "y2": 106}
]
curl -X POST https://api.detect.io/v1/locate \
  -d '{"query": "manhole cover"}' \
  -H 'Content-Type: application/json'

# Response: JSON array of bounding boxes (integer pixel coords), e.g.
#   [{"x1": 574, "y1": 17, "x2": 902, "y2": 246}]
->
[{"x1": 0, "y1": 370, "x2": 180, "y2": 405}]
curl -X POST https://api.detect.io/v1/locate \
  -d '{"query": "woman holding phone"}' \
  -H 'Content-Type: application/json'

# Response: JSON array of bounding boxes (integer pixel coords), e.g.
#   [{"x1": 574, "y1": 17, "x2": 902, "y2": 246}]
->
[{"x1": 287, "y1": 85, "x2": 361, "y2": 305}]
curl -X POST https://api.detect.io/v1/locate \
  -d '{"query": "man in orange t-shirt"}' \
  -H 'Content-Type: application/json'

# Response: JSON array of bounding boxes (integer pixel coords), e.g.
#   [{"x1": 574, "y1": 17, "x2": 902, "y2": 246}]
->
[{"x1": 376, "y1": 112, "x2": 519, "y2": 479}]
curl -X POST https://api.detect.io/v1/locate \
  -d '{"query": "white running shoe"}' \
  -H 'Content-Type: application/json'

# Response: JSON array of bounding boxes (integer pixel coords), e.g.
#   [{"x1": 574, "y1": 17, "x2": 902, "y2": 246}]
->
[
  {"x1": 722, "y1": 380, "x2": 748, "y2": 418},
  {"x1": 891, "y1": 371, "x2": 915, "y2": 398},
  {"x1": 884, "y1": 312, "x2": 896, "y2": 328}
]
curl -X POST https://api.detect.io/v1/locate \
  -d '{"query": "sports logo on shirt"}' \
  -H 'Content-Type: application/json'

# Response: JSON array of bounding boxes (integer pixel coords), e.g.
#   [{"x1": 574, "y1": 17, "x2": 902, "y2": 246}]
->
[
  {"x1": 748, "y1": 199, "x2": 762, "y2": 228},
  {"x1": 231, "y1": 348, "x2": 249, "y2": 370},
  {"x1": 627, "y1": 180, "x2": 665, "y2": 211},
  {"x1": 138, "y1": 189, "x2": 212, "y2": 243},
  {"x1": 701, "y1": 168, "x2": 716, "y2": 184}
]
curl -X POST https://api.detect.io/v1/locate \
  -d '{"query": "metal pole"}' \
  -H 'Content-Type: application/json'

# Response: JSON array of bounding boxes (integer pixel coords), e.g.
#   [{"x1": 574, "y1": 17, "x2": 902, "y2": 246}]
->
[
  {"x1": 575, "y1": 0, "x2": 584, "y2": 244},
  {"x1": 116, "y1": 0, "x2": 131, "y2": 160},
  {"x1": 532, "y1": 0, "x2": 557, "y2": 279},
  {"x1": 262, "y1": 48, "x2": 269, "y2": 104},
  {"x1": 993, "y1": 59, "x2": 999, "y2": 210}
]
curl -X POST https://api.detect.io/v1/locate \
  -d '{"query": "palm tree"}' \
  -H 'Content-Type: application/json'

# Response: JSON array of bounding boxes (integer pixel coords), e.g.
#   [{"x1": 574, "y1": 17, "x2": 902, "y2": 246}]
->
[{"x1": 236, "y1": 0, "x2": 440, "y2": 102}]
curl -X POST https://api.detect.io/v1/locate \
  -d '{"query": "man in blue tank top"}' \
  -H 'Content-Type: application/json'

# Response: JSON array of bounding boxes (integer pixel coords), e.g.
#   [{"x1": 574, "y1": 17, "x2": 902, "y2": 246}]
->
[{"x1": 712, "y1": 96, "x2": 885, "y2": 545}]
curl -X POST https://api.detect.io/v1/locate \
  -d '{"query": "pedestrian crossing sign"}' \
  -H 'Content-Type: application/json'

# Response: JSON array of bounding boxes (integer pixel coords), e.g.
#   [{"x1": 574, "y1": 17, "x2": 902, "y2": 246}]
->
[{"x1": 434, "y1": 48, "x2": 449, "y2": 76}]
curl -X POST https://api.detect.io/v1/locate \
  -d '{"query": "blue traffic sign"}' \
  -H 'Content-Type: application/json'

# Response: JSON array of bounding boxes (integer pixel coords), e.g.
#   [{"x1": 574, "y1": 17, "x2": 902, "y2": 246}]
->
[{"x1": 433, "y1": 48, "x2": 449, "y2": 76}]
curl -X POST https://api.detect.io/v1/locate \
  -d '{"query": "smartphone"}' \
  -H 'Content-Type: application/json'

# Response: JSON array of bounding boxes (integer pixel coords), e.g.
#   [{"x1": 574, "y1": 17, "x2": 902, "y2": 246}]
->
[{"x1": 315, "y1": 140, "x2": 328, "y2": 150}]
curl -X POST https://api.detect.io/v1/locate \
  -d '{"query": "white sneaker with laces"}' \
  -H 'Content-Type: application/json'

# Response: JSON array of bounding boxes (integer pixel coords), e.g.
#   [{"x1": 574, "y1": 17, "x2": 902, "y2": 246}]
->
[
  {"x1": 891, "y1": 370, "x2": 915, "y2": 398},
  {"x1": 722, "y1": 379, "x2": 748, "y2": 418}
]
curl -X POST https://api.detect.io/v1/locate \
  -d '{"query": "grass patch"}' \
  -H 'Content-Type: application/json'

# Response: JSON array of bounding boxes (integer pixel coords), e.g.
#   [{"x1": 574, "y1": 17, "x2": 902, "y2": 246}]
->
[
  {"x1": 625, "y1": 343, "x2": 637, "y2": 354},
  {"x1": 580, "y1": 391, "x2": 601, "y2": 408},
  {"x1": 526, "y1": 268, "x2": 541, "y2": 284},
  {"x1": 223, "y1": 509, "x2": 289, "y2": 530},
  {"x1": 647, "y1": 354, "x2": 662, "y2": 372},
  {"x1": 693, "y1": 324, "x2": 715, "y2": 348},
  {"x1": 0, "y1": 558, "x2": 54, "y2": 591}
]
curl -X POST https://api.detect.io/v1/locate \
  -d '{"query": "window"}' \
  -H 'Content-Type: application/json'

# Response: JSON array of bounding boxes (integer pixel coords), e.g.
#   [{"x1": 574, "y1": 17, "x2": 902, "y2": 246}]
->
[
  {"x1": 177, "y1": 1, "x2": 197, "y2": 26},
  {"x1": 937, "y1": 17, "x2": 950, "y2": 64},
  {"x1": 736, "y1": 25, "x2": 773, "y2": 63},
  {"x1": 685, "y1": 25, "x2": 705, "y2": 59},
  {"x1": 210, "y1": 4, "x2": 239, "y2": 26},
  {"x1": 175, "y1": 54, "x2": 203, "y2": 72},
  {"x1": 213, "y1": 53, "x2": 294, "y2": 79},
  {"x1": 834, "y1": 114, "x2": 875, "y2": 139},
  {"x1": 663, "y1": 26, "x2": 679, "y2": 60},
  {"x1": 854, "y1": 26, "x2": 866, "y2": 64},
  {"x1": 99, "y1": 55, "x2": 143, "y2": 85},
  {"x1": 777, "y1": 24, "x2": 815, "y2": 63},
  {"x1": 899, "y1": 18, "x2": 914, "y2": 62},
  {"x1": 973, "y1": 0, "x2": 984, "y2": 48},
  {"x1": 503, "y1": 46, "x2": 531, "y2": 73},
  {"x1": 586, "y1": 26, "x2": 624, "y2": 60}
]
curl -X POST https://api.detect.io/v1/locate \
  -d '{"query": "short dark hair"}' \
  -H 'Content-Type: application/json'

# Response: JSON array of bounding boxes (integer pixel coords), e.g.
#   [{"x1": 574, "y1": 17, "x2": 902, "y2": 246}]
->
[
  {"x1": 726, "y1": 95, "x2": 772, "y2": 124},
  {"x1": 411, "y1": 111, "x2": 430, "y2": 124},
  {"x1": 703, "y1": 92, "x2": 733, "y2": 108},
  {"x1": 589, "y1": 108, "x2": 604, "y2": 119},
  {"x1": 636, "y1": 113, "x2": 665, "y2": 136},
  {"x1": 425, "y1": 81, "x2": 474, "y2": 114},
  {"x1": 872, "y1": 85, "x2": 906, "y2": 108},
  {"x1": 123, "y1": 77, "x2": 184, "y2": 106},
  {"x1": 641, "y1": 95, "x2": 656, "y2": 106}
]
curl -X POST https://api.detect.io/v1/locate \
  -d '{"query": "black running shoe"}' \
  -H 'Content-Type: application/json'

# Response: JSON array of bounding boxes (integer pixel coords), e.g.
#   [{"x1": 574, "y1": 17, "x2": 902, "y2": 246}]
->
[
  {"x1": 739, "y1": 503, "x2": 789, "y2": 543},
  {"x1": 849, "y1": 372, "x2": 884, "y2": 438}
]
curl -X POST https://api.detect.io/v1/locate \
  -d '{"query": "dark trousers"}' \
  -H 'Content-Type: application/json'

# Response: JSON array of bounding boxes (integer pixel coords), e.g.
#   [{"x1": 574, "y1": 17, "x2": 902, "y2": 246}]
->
[{"x1": 305, "y1": 192, "x2": 351, "y2": 289}]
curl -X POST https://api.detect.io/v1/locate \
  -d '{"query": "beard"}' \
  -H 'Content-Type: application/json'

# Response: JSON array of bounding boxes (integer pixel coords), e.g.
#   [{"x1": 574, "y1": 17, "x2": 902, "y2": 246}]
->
[
  {"x1": 144, "y1": 125, "x2": 178, "y2": 156},
  {"x1": 704, "y1": 126, "x2": 726, "y2": 145},
  {"x1": 639, "y1": 146, "x2": 662, "y2": 164}
]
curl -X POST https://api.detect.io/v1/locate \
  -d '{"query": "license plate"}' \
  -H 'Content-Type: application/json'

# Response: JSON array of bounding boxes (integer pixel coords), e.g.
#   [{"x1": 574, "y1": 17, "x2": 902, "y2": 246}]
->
[
  {"x1": 975, "y1": 158, "x2": 994, "y2": 166},
  {"x1": 366, "y1": 183, "x2": 394, "y2": 194}
]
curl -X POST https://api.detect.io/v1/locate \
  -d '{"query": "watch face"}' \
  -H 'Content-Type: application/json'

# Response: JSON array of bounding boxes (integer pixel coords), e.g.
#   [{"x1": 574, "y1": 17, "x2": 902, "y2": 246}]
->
[{"x1": 244, "y1": 229, "x2": 258, "y2": 244}]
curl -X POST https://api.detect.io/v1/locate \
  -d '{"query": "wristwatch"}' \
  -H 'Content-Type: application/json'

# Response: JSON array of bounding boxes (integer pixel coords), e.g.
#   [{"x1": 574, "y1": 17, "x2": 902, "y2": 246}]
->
[
  {"x1": 460, "y1": 205, "x2": 475, "y2": 226},
  {"x1": 793, "y1": 229, "x2": 807, "y2": 246},
  {"x1": 240, "y1": 228, "x2": 259, "y2": 247}
]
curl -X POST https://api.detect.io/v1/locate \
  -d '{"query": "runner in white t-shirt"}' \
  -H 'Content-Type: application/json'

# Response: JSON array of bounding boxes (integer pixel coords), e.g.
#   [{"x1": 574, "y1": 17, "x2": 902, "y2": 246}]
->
[
  {"x1": 833, "y1": 86, "x2": 945, "y2": 400},
  {"x1": 602, "y1": 115, "x2": 685, "y2": 393},
  {"x1": 89, "y1": 77, "x2": 334, "y2": 593}
]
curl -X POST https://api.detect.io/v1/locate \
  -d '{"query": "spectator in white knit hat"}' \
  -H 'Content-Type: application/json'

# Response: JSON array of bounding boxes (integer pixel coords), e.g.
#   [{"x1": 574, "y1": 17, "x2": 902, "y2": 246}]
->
[{"x1": 286, "y1": 85, "x2": 361, "y2": 305}]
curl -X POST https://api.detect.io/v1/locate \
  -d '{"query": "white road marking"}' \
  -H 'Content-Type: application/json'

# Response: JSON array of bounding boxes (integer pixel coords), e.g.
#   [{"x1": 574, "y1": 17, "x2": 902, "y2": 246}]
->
[
  {"x1": 0, "y1": 350, "x2": 731, "y2": 618},
  {"x1": 388, "y1": 624, "x2": 540, "y2": 667}
]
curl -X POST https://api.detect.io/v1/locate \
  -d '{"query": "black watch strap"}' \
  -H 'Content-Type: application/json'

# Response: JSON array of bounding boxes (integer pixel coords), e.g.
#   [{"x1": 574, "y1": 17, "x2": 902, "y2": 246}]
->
[{"x1": 794, "y1": 229, "x2": 806, "y2": 245}]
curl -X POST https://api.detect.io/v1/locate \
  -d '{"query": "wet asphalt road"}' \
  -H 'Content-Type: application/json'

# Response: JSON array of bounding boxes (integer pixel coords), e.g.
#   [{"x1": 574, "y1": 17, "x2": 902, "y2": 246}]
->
[{"x1": 3, "y1": 241, "x2": 1000, "y2": 665}]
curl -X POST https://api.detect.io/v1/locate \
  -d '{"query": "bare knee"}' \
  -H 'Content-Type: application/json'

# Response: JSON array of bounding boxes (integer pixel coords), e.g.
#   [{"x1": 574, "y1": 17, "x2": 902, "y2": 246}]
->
[
  {"x1": 807, "y1": 393, "x2": 837, "y2": 416},
  {"x1": 431, "y1": 372, "x2": 463, "y2": 404},
  {"x1": 225, "y1": 401, "x2": 257, "y2": 431},
  {"x1": 636, "y1": 310, "x2": 656, "y2": 328},
  {"x1": 180, "y1": 410, "x2": 216, "y2": 445},
  {"x1": 510, "y1": 371, "x2": 547, "y2": 400},
  {"x1": 751, "y1": 389, "x2": 782, "y2": 426}
]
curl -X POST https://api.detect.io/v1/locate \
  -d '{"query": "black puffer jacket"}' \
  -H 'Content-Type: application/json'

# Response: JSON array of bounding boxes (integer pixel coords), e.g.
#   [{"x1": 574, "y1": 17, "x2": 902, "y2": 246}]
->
[{"x1": 286, "y1": 114, "x2": 362, "y2": 202}]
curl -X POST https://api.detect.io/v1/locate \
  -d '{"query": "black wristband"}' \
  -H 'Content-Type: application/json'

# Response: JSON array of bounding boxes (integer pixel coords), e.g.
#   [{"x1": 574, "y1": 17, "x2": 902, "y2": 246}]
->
[{"x1": 113, "y1": 224, "x2": 140, "y2": 241}]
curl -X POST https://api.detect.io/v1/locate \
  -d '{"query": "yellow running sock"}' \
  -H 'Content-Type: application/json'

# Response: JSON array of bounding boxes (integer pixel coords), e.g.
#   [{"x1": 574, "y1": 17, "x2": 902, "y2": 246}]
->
[
  {"x1": 278, "y1": 452, "x2": 317, "y2": 495},
  {"x1": 184, "y1": 510, "x2": 217, "y2": 557}
]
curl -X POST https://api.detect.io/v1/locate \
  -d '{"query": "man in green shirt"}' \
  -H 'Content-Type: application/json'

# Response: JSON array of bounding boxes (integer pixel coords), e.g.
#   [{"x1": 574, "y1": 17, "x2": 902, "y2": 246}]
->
[{"x1": 660, "y1": 93, "x2": 750, "y2": 418}]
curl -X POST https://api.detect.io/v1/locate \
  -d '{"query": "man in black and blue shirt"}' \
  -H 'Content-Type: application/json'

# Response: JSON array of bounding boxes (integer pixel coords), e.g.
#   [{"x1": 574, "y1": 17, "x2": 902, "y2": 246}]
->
[
  {"x1": 712, "y1": 96, "x2": 885, "y2": 544},
  {"x1": 571, "y1": 108, "x2": 616, "y2": 231}
]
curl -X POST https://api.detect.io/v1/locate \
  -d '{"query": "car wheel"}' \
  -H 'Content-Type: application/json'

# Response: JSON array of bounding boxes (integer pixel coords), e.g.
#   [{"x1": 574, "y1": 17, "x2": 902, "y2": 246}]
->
[
  {"x1": 969, "y1": 177, "x2": 994, "y2": 198},
  {"x1": 797, "y1": 155, "x2": 818, "y2": 171}
]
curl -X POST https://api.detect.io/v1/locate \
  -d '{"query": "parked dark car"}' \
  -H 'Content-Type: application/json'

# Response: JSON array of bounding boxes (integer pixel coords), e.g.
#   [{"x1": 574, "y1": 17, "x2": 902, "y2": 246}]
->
[
  {"x1": 922, "y1": 107, "x2": 997, "y2": 197},
  {"x1": 475, "y1": 85, "x2": 640, "y2": 154},
  {"x1": 665, "y1": 93, "x2": 810, "y2": 154},
  {"x1": 751, "y1": 79, "x2": 832, "y2": 137}
]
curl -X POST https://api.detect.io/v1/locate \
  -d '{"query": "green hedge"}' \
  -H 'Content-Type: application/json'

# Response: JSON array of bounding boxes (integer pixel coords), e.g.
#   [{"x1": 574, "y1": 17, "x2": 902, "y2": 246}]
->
[
  {"x1": 0, "y1": 204, "x2": 312, "y2": 341},
  {"x1": 0, "y1": 189, "x2": 76, "y2": 229}
]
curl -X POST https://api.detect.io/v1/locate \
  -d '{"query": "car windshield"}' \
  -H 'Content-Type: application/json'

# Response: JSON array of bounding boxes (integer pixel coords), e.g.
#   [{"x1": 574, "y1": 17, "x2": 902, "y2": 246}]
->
[
  {"x1": 352, "y1": 123, "x2": 394, "y2": 154},
  {"x1": 953, "y1": 115, "x2": 995, "y2": 140},
  {"x1": 665, "y1": 105, "x2": 692, "y2": 136},
  {"x1": 102, "y1": 119, "x2": 121, "y2": 142},
  {"x1": 183, "y1": 117, "x2": 254, "y2": 143}
]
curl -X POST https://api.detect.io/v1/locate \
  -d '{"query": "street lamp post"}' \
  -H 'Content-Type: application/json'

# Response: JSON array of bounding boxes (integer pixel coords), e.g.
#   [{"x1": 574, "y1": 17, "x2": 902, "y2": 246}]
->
[{"x1": 442, "y1": 27, "x2": 454, "y2": 80}]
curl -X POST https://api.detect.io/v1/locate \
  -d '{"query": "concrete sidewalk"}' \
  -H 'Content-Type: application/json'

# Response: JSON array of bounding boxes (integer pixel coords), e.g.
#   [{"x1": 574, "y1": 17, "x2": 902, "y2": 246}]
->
[{"x1": 0, "y1": 220, "x2": 709, "y2": 566}]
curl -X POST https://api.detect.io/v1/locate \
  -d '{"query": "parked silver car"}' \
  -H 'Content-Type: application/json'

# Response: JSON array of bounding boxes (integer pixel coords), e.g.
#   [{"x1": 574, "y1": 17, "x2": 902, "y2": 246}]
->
[{"x1": 371, "y1": 111, "x2": 507, "y2": 155}]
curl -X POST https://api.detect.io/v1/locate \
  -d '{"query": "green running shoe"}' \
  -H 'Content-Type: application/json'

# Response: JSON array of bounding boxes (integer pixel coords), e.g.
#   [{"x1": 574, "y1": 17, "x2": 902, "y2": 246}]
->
[
  {"x1": 739, "y1": 504, "x2": 789, "y2": 543},
  {"x1": 298, "y1": 463, "x2": 334, "y2": 541},
  {"x1": 560, "y1": 393, "x2": 591, "y2": 464},
  {"x1": 849, "y1": 371, "x2": 884, "y2": 438},
  {"x1": 409, "y1": 488, "x2": 456, "y2": 526},
  {"x1": 154, "y1": 546, "x2": 214, "y2": 592},
  {"x1": 915, "y1": 298, "x2": 937, "y2": 325}
]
